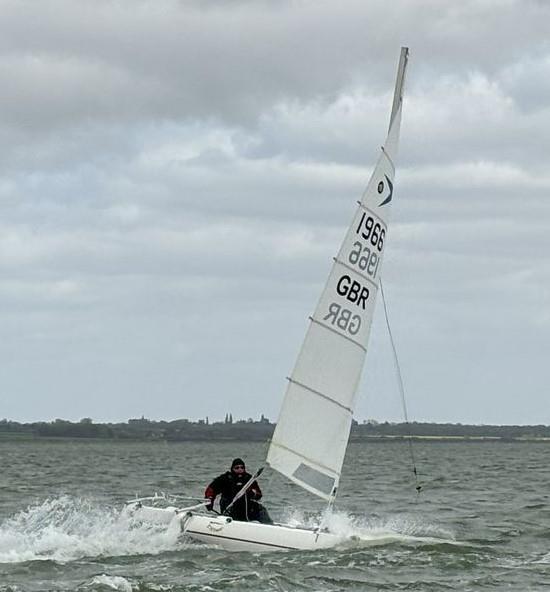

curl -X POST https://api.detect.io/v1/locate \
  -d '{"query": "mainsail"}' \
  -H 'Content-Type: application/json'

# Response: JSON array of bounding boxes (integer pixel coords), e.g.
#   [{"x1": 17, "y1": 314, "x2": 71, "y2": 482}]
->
[{"x1": 266, "y1": 48, "x2": 410, "y2": 500}]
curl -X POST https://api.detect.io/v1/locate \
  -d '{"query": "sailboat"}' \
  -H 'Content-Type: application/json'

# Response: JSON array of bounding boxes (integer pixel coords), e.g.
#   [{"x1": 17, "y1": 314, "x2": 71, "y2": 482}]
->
[{"x1": 125, "y1": 47, "x2": 410, "y2": 552}]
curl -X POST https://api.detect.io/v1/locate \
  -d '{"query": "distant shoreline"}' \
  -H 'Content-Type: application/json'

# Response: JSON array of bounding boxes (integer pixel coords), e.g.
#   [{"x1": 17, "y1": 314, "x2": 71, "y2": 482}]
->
[
  {"x1": 1, "y1": 417, "x2": 550, "y2": 443},
  {"x1": 1, "y1": 435, "x2": 550, "y2": 443},
  {"x1": 0, "y1": 434, "x2": 550, "y2": 444}
]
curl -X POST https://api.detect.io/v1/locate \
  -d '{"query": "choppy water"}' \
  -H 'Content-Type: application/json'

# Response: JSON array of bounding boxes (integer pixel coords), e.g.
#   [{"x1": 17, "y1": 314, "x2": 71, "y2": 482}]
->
[{"x1": 1, "y1": 439, "x2": 549, "y2": 591}]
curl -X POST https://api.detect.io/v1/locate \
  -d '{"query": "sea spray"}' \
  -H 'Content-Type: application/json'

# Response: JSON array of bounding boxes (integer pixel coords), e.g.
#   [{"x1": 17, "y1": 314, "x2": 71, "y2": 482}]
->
[
  {"x1": 278, "y1": 505, "x2": 455, "y2": 548},
  {"x1": 0, "y1": 495, "x2": 182, "y2": 564},
  {"x1": 0, "y1": 495, "x2": 457, "y2": 566},
  {"x1": 327, "y1": 510, "x2": 456, "y2": 546},
  {"x1": 85, "y1": 575, "x2": 135, "y2": 591}
]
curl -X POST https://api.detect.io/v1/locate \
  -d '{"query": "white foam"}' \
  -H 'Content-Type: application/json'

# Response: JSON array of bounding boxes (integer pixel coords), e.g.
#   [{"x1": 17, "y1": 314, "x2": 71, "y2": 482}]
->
[
  {"x1": 329, "y1": 511, "x2": 456, "y2": 545},
  {"x1": 279, "y1": 506, "x2": 455, "y2": 547},
  {"x1": 532, "y1": 552, "x2": 550, "y2": 564},
  {"x1": 87, "y1": 575, "x2": 134, "y2": 591},
  {"x1": 0, "y1": 495, "x2": 182, "y2": 564},
  {"x1": 0, "y1": 497, "x2": 456, "y2": 563}
]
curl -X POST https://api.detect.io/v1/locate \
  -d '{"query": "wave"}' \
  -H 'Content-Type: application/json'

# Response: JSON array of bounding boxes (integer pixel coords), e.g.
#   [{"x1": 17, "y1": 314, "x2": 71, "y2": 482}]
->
[
  {"x1": 0, "y1": 495, "x2": 182, "y2": 564},
  {"x1": 84, "y1": 575, "x2": 134, "y2": 591}
]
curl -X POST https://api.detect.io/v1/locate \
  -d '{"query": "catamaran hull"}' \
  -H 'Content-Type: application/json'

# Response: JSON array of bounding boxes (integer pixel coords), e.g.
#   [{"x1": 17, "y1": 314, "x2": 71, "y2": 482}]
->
[{"x1": 182, "y1": 513, "x2": 343, "y2": 552}]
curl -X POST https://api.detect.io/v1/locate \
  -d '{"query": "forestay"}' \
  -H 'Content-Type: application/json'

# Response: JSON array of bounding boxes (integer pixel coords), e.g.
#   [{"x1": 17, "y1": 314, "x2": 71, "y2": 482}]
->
[{"x1": 267, "y1": 48, "x2": 410, "y2": 500}]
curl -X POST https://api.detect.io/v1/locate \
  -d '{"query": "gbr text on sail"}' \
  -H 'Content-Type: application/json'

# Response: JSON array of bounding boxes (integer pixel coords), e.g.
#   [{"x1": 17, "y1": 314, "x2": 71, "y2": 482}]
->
[{"x1": 323, "y1": 210, "x2": 386, "y2": 337}]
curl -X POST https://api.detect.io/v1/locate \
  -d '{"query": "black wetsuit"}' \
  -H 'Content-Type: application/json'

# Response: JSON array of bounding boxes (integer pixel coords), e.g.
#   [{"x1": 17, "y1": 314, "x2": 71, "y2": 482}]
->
[{"x1": 205, "y1": 471, "x2": 272, "y2": 523}]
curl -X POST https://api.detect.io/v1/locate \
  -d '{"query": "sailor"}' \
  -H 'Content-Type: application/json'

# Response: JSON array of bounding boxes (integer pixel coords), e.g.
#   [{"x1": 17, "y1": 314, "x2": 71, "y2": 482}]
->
[{"x1": 204, "y1": 458, "x2": 273, "y2": 524}]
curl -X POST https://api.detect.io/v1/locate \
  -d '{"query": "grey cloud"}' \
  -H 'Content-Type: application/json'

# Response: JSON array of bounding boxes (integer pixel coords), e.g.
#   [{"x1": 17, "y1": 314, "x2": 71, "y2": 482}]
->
[
  {"x1": 1, "y1": 0, "x2": 550, "y2": 424},
  {"x1": 2, "y1": 0, "x2": 549, "y2": 131}
]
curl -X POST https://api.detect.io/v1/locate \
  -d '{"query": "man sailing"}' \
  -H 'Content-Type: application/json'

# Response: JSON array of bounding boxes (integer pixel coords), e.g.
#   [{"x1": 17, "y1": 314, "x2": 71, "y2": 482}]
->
[{"x1": 205, "y1": 458, "x2": 272, "y2": 524}]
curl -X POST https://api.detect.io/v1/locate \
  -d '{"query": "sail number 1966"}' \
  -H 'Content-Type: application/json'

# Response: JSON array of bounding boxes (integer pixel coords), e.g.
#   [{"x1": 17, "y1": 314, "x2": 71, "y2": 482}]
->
[{"x1": 356, "y1": 212, "x2": 385, "y2": 251}]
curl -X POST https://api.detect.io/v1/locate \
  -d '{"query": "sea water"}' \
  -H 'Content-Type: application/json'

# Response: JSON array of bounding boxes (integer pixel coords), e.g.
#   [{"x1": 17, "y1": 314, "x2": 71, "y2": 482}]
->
[{"x1": 1, "y1": 439, "x2": 549, "y2": 591}]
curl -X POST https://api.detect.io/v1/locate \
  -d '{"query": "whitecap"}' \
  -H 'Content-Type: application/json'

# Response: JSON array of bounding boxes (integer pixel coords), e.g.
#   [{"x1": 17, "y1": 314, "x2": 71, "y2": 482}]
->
[{"x1": 86, "y1": 575, "x2": 134, "y2": 591}]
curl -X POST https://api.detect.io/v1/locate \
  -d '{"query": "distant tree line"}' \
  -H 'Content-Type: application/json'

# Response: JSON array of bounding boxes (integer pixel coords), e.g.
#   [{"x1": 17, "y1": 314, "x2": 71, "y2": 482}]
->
[
  {"x1": 0, "y1": 416, "x2": 549, "y2": 441},
  {"x1": 350, "y1": 420, "x2": 550, "y2": 441}
]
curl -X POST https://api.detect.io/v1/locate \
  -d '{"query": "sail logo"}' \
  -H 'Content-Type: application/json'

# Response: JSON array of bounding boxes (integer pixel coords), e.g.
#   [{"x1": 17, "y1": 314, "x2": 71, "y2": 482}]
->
[{"x1": 378, "y1": 175, "x2": 393, "y2": 207}]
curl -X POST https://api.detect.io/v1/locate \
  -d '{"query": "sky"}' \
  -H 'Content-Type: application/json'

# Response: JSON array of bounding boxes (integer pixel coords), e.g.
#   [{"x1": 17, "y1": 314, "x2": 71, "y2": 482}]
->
[{"x1": 1, "y1": 0, "x2": 549, "y2": 425}]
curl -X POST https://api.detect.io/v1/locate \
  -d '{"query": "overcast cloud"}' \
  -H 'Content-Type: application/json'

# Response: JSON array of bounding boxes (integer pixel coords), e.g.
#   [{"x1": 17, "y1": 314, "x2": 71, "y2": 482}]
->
[{"x1": 1, "y1": 0, "x2": 549, "y2": 424}]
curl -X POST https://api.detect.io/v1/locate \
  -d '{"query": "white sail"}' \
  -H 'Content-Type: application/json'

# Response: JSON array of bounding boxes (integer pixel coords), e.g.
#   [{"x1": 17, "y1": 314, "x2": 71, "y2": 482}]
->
[{"x1": 266, "y1": 48, "x2": 410, "y2": 500}]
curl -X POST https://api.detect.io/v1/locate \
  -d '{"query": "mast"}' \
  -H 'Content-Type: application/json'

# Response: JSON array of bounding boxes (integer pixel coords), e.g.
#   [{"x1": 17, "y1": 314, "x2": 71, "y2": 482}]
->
[
  {"x1": 389, "y1": 47, "x2": 409, "y2": 132},
  {"x1": 266, "y1": 48, "x2": 410, "y2": 501}
]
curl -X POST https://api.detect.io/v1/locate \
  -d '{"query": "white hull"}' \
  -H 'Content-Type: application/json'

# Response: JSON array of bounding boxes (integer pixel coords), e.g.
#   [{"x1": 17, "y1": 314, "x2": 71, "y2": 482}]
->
[
  {"x1": 182, "y1": 513, "x2": 343, "y2": 552},
  {"x1": 125, "y1": 503, "x2": 343, "y2": 552}
]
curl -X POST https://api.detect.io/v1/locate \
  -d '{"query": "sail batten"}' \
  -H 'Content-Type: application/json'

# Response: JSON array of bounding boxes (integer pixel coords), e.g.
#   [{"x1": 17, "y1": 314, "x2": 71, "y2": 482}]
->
[
  {"x1": 268, "y1": 441, "x2": 339, "y2": 500},
  {"x1": 267, "y1": 48, "x2": 409, "y2": 500},
  {"x1": 287, "y1": 377, "x2": 354, "y2": 414},
  {"x1": 309, "y1": 316, "x2": 367, "y2": 352},
  {"x1": 356, "y1": 202, "x2": 390, "y2": 223},
  {"x1": 332, "y1": 256, "x2": 380, "y2": 289},
  {"x1": 380, "y1": 146, "x2": 396, "y2": 172},
  {"x1": 269, "y1": 440, "x2": 340, "y2": 476}
]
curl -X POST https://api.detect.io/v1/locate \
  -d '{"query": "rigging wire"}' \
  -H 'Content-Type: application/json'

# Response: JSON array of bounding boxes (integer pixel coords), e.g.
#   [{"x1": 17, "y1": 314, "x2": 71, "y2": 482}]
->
[
  {"x1": 261, "y1": 432, "x2": 277, "y2": 505},
  {"x1": 380, "y1": 279, "x2": 422, "y2": 498}
]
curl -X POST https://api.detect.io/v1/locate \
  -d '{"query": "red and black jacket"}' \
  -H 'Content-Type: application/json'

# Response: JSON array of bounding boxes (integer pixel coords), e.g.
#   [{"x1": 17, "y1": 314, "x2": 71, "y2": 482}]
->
[{"x1": 205, "y1": 470, "x2": 262, "y2": 519}]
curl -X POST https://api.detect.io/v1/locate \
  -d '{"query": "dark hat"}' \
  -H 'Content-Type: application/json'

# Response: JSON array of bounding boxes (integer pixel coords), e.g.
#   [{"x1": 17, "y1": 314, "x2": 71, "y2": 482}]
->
[{"x1": 231, "y1": 457, "x2": 245, "y2": 469}]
